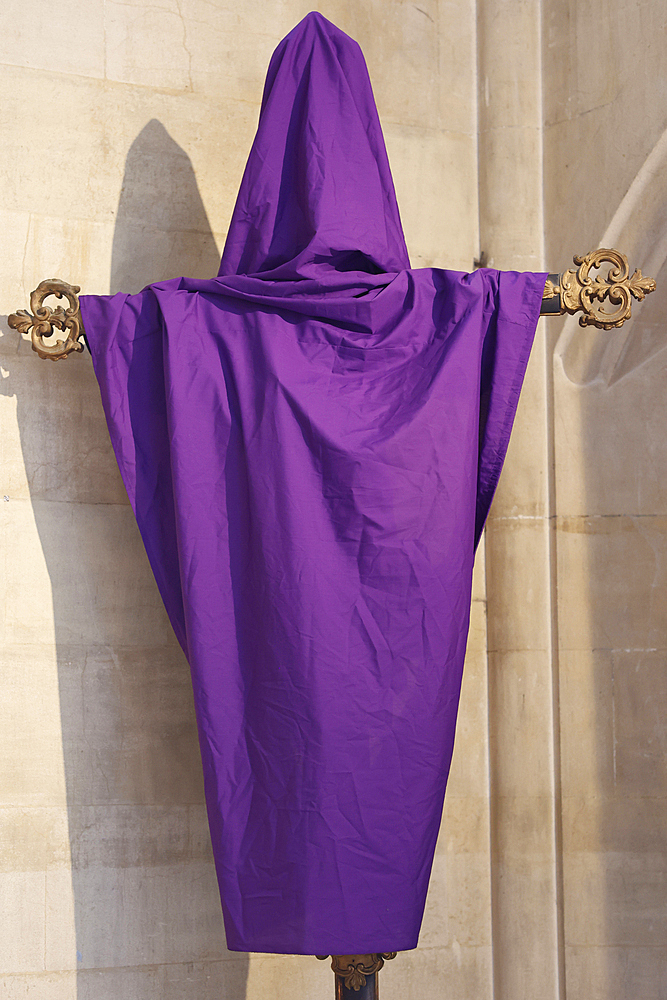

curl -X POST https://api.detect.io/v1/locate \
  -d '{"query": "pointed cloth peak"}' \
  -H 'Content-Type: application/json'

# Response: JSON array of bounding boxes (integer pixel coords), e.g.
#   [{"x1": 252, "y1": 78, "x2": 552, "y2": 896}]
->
[{"x1": 218, "y1": 13, "x2": 410, "y2": 279}]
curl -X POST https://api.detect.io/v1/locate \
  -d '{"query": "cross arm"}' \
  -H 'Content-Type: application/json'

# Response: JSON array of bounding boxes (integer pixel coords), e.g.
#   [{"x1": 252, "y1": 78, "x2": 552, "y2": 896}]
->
[{"x1": 7, "y1": 249, "x2": 657, "y2": 362}]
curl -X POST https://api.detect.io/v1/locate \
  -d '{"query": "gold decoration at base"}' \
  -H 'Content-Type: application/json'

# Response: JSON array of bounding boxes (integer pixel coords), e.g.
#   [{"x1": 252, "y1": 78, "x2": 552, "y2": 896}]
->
[
  {"x1": 559, "y1": 248, "x2": 656, "y2": 329},
  {"x1": 8, "y1": 278, "x2": 85, "y2": 360},
  {"x1": 317, "y1": 953, "x2": 397, "y2": 992},
  {"x1": 542, "y1": 278, "x2": 559, "y2": 300}
]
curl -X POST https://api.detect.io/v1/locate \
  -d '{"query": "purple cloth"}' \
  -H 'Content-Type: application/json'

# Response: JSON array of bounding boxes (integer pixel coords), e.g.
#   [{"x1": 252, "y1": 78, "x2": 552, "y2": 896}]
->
[{"x1": 80, "y1": 12, "x2": 546, "y2": 956}]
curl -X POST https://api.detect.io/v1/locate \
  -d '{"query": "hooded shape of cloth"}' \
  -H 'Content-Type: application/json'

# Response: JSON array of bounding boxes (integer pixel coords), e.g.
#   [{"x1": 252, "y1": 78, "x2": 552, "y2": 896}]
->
[
  {"x1": 218, "y1": 11, "x2": 409, "y2": 279},
  {"x1": 80, "y1": 12, "x2": 546, "y2": 955}
]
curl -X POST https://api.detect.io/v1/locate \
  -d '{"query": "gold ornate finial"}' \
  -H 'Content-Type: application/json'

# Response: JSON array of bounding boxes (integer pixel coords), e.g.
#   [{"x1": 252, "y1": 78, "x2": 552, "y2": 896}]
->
[
  {"x1": 317, "y1": 953, "x2": 397, "y2": 992},
  {"x1": 545, "y1": 249, "x2": 656, "y2": 329},
  {"x1": 8, "y1": 278, "x2": 85, "y2": 360}
]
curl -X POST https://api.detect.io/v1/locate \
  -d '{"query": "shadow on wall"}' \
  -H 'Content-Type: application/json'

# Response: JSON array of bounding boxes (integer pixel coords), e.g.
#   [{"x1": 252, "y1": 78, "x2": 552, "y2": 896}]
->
[
  {"x1": 1, "y1": 121, "x2": 249, "y2": 1000},
  {"x1": 111, "y1": 119, "x2": 221, "y2": 293}
]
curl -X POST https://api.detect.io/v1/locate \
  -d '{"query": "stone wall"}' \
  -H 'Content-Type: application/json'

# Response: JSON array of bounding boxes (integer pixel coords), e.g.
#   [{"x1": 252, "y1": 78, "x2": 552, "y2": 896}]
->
[
  {"x1": 0, "y1": 2, "x2": 665, "y2": 999},
  {"x1": 545, "y1": 2, "x2": 667, "y2": 995}
]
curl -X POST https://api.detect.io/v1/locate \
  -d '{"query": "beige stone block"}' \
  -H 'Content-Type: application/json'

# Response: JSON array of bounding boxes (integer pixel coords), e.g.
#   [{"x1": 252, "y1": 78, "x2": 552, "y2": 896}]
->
[
  {"x1": 0, "y1": 808, "x2": 70, "y2": 873},
  {"x1": 54, "y1": 644, "x2": 199, "y2": 806},
  {"x1": 478, "y1": 122, "x2": 544, "y2": 272},
  {"x1": 0, "y1": 0, "x2": 104, "y2": 79},
  {"x1": 0, "y1": 390, "x2": 28, "y2": 505},
  {"x1": 350, "y1": 0, "x2": 473, "y2": 135},
  {"x1": 245, "y1": 954, "x2": 330, "y2": 1000},
  {"x1": 0, "y1": 962, "x2": 251, "y2": 1000},
  {"x1": 0, "y1": 539, "x2": 21, "y2": 646},
  {"x1": 543, "y1": 0, "x2": 667, "y2": 141},
  {"x1": 487, "y1": 655, "x2": 557, "y2": 859},
  {"x1": 543, "y1": 113, "x2": 654, "y2": 266},
  {"x1": 44, "y1": 869, "x2": 76, "y2": 972},
  {"x1": 0, "y1": 972, "x2": 77, "y2": 1000},
  {"x1": 176, "y1": 109, "x2": 258, "y2": 247},
  {"x1": 420, "y1": 851, "x2": 491, "y2": 949},
  {"x1": 542, "y1": 0, "x2": 606, "y2": 128},
  {"x1": 0, "y1": 65, "x2": 251, "y2": 248},
  {"x1": 490, "y1": 330, "x2": 549, "y2": 519},
  {"x1": 0, "y1": 871, "x2": 46, "y2": 972},
  {"x1": 491, "y1": 794, "x2": 556, "y2": 862},
  {"x1": 109, "y1": 221, "x2": 221, "y2": 294},
  {"x1": 104, "y1": 0, "x2": 192, "y2": 91},
  {"x1": 428, "y1": 3, "x2": 477, "y2": 139},
  {"x1": 468, "y1": 554, "x2": 487, "y2": 654},
  {"x1": 0, "y1": 644, "x2": 67, "y2": 807},
  {"x1": 0, "y1": 210, "x2": 32, "y2": 319},
  {"x1": 612, "y1": 650, "x2": 667, "y2": 780},
  {"x1": 565, "y1": 944, "x2": 667, "y2": 1000},
  {"x1": 3, "y1": 499, "x2": 173, "y2": 647},
  {"x1": 382, "y1": 944, "x2": 492, "y2": 1000},
  {"x1": 487, "y1": 863, "x2": 559, "y2": 1000},
  {"x1": 551, "y1": 381, "x2": 591, "y2": 518},
  {"x1": 563, "y1": 795, "x2": 667, "y2": 856},
  {"x1": 609, "y1": 648, "x2": 667, "y2": 798},
  {"x1": 477, "y1": 0, "x2": 541, "y2": 131},
  {"x1": 563, "y1": 851, "x2": 667, "y2": 948},
  {"x1": 487, "y1": 651, "x2": 556, "y2": 800},
  {"x1": 77, "y1": 960, "x2": 250, "y2": 1000},
  {"x1": 101, "y1": 115, "x2": 223, "y2": 291},
  {"x1": 0, "y1": 499, "x2": 53, "y2": 647},
  {"x1": 175, "y1": 5, "x2": 340, "y2": 108},
  {"x1": 556, "y1": 515, "x2": 667, "y2": 651},
  {"x1": 386, "y1": 126, "x2": 477, "y2": 270},
  {"x1": 111, "y1": 121, "x2": 228, "y2": 283},
  {"x1": 555, "y1": 519, "x2": 594, "y2": 652},
  {"x1": 559, "y1": 648, "x2": 614, "y2": 798},
  {"x1": 113, "y1": 946, "x2": 457, "y2": 1000},
  {"x1": 439, "y1": 795, "x2": 490, "y2": 857},
  {"x1": 0, "y1": 67, "x2": 123, "y2": 226},
  {"x1": 173, "y1": 1, "x2": 275, "y2": 107},
  {"x1": 66, "y1": 861, "x2": 223, "y2": 969},
  {"x1": 472, "y1": 541, "x2": 486, "y2": 601},
  {"x1": 1, "y1": 133, "x2": 221, "y2": 300},
  {"x1": 485, "y1": 519, "x2": 550, "y2": 652},
  {"x1": 19, "y1": 215, "x2": 114, "y2": 301},
  {"x1": 0, "y1": 351, "x2": 127, "y2": 505},
  {"x1": 66, "y1": 805, "x2": 210, "y2": 870},
  {"x1": 553, "y1": 376, "x2": 667, "y2": 519},
  {"x1": 466, "y1": 595, "x2": 486, "y2": 652},
  {"x1": 447, "y1": 650, "x2": 489, "y2": 798},
  {"x1": 2, "y1": 965, "x2": 251, "y2": 1000}
]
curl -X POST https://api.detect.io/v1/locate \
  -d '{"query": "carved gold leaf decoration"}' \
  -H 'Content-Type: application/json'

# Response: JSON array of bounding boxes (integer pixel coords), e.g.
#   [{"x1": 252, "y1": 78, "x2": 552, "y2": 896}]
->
[
  {"x1": 317, "y1": 953, "x2": 397, "y2": 992},
  {"x1": 559, "y1": 248, "x2": 656, "y2": 330},
  {"x1": 542, "y1": 278, "x2": 560, "y2": 300},
  {"x1": 8, "y1": 278, "x2": 85, "y2": 360}
]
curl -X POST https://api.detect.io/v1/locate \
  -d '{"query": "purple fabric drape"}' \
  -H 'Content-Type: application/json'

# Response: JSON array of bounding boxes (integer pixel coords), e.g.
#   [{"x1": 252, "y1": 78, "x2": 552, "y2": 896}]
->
[{"x1": 80, "y1": 12, "x2": 546, "y2": 955}]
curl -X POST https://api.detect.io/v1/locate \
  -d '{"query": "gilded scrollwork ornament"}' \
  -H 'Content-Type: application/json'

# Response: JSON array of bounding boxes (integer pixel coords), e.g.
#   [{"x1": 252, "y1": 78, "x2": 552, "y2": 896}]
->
[
  {"x1": 551, "y1": 248, "x2": 656, "y2": 329},
  {"x1": 8, "y1": 278, "x2": 85, "y2": 360}
]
